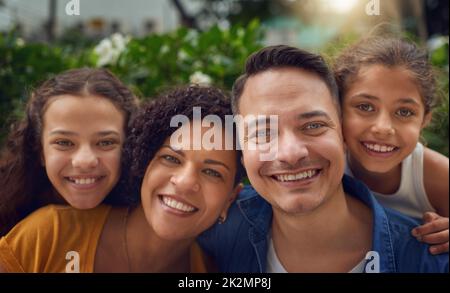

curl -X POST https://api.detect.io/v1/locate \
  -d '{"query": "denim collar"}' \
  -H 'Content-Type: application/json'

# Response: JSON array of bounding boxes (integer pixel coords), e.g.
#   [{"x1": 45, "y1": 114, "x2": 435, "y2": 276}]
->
[{"x1": 236, "y1": 174, "x2": 397, "y2": 273}]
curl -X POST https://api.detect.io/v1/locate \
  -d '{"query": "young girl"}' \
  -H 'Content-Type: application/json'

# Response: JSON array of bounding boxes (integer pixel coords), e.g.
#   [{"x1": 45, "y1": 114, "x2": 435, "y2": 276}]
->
[
  {"x1": 334, "y1": 37, "x2": 449, "y2": 255},
  {"x1": 0, "y1": 85, "x2": 244, "y2": 272},
  {"x1": 0, "y1": 68, "x2": 138, "y2": 236}
]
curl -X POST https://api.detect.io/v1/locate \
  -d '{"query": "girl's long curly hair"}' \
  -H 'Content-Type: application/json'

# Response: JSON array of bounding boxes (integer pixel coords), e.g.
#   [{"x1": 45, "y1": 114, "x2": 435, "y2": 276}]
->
[{"x1": 0, "y1": 68, "x2": 138, "y2": 236}]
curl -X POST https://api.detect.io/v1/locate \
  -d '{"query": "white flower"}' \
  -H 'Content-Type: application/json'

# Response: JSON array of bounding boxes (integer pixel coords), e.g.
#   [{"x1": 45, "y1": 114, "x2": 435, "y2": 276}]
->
[
  {"x1": 160, "y1": 45, "x2": 170, "y2": 55},
  {"x1": 15, "y1": 38, "x2": 25, "y2": 47},
  {"x1": 111, "y1": 33, "x2": 128, "y2": 52},
  {"x1": 189, "y1": 71, "x2": 212, "y2": 85},
  {"x1": 177, "y1": 49, "x2": 189, "y2": 61},
  {"x1": 427, "y1": 36, "x2": 449, "y2": 52},
  {"x1": 94, "y1": 39, "x2": 115, "y2": 67},
  {"x1": 94, "y1": 33, "x2": 131, "y2": 67}
]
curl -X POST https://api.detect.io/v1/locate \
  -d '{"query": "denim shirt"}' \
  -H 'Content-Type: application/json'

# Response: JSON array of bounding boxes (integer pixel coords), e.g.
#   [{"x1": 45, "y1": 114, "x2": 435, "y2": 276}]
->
[{"x1": 199, "y1": 175, "x2": 449, "y2": 273}]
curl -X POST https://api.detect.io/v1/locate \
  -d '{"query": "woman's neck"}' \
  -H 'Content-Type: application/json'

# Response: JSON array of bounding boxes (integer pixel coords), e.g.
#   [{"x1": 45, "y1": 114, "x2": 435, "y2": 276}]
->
[{"x1": 125, "y1": 205, "x2": 193, "y2": 272}]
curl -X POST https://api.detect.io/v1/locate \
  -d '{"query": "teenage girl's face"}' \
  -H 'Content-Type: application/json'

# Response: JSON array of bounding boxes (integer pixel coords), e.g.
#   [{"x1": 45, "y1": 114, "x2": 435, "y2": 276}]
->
[
  {"x1": 140, "y1": 121, "x2": 240, "y2": 241},
  {"x1": 41, "y1": 94, "x2": 125, "y2": 209},
  {"x1": 342, "y1": 65, "x2": 430, "y2": 174}
]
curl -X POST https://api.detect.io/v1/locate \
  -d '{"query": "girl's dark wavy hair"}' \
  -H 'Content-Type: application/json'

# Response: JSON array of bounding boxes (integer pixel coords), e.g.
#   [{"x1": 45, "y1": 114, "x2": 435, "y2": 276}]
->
[
  {"x1": 121, "y1": 85, "x2": 246, "y2": 204},
  {"x1": 0, "y1": 68, "x2": 138, "y2": 236}
]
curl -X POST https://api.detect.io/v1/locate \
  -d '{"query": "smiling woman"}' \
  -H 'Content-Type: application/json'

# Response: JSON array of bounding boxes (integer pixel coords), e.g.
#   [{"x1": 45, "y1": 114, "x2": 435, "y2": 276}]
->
[{"x1": 0, "y1": 85, "x2": 246, "y2": 272}]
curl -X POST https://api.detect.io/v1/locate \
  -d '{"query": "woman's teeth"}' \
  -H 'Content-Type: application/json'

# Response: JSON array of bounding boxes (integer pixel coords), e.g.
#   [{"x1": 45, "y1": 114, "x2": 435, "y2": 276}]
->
[
  {"x1": 162, "y1": 196, "x2": 196, "y2": 213},
  {"x1": 68, "y1": 177, "x2": 99, "y2": 185}
]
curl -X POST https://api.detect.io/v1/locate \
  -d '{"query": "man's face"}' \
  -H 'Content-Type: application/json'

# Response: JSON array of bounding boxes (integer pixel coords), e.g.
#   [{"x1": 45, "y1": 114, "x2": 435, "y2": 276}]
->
[{"x1": 238, "y1": 67, "x2": 346, "y2": 215}]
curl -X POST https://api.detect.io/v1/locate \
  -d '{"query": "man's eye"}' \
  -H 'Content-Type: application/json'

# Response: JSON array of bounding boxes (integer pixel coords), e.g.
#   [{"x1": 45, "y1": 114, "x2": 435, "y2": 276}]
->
[
  {"x1": 203, "y1": 168, "x2": 223, "y2": 178},
  {"x1": 396, "y1": 108, "x2": 415, "y2": 117},
  {"x1": 305, "y1": 122, "x2": 325, "y2": 130},
  {"x1": 356, "y1": 104, "x2": 374, "y2": 112},
  {"x1": 162, "y1": 155, "x2": 180, "y2": 164}
]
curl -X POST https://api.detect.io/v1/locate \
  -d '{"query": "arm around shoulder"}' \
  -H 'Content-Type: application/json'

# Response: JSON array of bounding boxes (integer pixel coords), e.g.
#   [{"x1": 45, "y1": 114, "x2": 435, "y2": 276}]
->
[{"x1": 424, "y1": 147, "x2": 449, "y2": 217}]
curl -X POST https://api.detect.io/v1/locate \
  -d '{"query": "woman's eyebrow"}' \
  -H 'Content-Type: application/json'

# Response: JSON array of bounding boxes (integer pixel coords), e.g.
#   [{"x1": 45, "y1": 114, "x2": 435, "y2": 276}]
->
[
  {"x1": 162, "y1": 144, "x2": 185, "y2": 157},
  {"x1": 204, "y1": 159, "x2": 230, "y2": 171}
]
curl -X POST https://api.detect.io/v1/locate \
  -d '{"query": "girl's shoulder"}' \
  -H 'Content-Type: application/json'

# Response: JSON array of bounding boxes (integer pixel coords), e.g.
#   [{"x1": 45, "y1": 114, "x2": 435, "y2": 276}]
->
[{"x1": 423, "y1": 147, "x2": 449, "y2": 216}]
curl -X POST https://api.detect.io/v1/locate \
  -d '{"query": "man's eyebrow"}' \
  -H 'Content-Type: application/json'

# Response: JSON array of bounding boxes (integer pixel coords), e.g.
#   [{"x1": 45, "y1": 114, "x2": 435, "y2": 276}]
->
[
  {"x1": 297, "y1": 110, "x2": 332, "y2": 120},
  {"x1": 204, "y1": 159, "x2": 230, "y2": 171}
]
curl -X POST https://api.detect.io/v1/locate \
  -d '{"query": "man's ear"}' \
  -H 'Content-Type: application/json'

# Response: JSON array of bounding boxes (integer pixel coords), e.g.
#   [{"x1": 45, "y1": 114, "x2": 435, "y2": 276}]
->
[
  {"x1": 421, "y1": 112, "x2": 432, "y2": 129},
  {"x1": 219, "y1": 183, "x2": 243, "y2": 221}
]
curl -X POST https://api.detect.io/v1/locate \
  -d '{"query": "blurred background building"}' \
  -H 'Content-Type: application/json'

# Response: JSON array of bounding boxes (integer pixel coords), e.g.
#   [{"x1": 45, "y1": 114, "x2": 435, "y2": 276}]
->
[{"x1": 0, "y1": 0, "x2": 448, "y2": 48}]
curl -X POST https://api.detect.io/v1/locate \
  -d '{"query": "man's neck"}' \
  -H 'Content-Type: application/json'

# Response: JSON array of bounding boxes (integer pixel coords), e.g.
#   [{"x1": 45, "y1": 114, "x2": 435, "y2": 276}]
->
[{"x1": 271, "y1": 185, "x2": 373, "y2": 272}]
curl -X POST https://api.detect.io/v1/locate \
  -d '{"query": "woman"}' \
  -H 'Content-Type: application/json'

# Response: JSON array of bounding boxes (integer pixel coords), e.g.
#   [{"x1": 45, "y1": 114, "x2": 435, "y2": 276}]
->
[{"x1": 0, "y1": 85, "x2": 244, "y2": 272}]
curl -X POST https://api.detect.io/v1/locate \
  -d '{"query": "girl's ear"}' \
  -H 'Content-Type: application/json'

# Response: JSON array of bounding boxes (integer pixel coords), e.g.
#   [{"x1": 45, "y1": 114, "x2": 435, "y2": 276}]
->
[{"x1": 421, "y1": 112, "x2": 432, "y2": 129}]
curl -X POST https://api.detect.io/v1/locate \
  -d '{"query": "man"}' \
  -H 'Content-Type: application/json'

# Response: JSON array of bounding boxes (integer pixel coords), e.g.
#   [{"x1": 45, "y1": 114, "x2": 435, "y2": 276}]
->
[{"x1": 199, "y1": 45, "x2": 448, "y2": 272}]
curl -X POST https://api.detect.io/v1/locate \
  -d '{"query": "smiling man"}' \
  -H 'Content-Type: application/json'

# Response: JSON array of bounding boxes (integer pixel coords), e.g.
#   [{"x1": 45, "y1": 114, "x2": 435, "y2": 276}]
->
[{"x1": 199, "y1": 45, "x2": 448, "y2": 273}]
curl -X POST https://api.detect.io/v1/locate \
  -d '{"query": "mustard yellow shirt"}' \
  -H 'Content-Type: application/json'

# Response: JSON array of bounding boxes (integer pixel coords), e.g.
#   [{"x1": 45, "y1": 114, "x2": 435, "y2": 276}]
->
[{"x1": 0, "y1": 204, "x2": 208, "y2": 272}]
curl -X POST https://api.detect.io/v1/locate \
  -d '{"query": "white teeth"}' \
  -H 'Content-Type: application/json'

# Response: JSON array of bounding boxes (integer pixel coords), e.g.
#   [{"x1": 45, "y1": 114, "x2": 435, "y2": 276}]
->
[
  {"x1": 162, "y1": 196, "x2": 196, "y2": 213},
  {"x1": 363, "y1": 143, "x2": 396, "y2": 153},
  {"x1": 275, "y1": 169, "x2": 318, "y2": 182},
  {"x1": 69, "y1": 177, "x2": 98, "y2": 185}
]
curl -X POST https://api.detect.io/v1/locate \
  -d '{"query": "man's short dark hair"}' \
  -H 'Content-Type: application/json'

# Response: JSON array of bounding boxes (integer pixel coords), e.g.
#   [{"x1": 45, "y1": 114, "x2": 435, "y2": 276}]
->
[{"x1": 231, "y1": 45, "x2": 340, "y2": 116}]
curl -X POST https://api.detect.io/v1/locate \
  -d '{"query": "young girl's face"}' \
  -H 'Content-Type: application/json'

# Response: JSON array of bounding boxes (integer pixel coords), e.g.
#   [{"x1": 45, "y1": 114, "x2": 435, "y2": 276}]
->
[
  {"x1": 41, "y1": 94, "x2": 125, "y2": 209},
  {"x1": 140, "y1": 121, "x2": 239, "y2": 241},
  {"x1": 342, "y1": 65, "x2": 430, "y2": 173}
]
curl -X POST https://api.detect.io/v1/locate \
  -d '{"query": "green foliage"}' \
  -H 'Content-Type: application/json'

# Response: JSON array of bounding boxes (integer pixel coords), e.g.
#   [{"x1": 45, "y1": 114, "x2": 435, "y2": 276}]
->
[
  {"x1": 0, "y1": 20, "x2": 264, "y2": 144},
  {"x1": 422, "y1": 39, "x2": 449, "y2": 156}
]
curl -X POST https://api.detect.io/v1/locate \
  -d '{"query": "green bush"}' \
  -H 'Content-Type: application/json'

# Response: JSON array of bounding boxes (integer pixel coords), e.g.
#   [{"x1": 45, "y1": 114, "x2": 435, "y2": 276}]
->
[{"x1": 0, "y1": 20, "x2": 264, "y2": 144}]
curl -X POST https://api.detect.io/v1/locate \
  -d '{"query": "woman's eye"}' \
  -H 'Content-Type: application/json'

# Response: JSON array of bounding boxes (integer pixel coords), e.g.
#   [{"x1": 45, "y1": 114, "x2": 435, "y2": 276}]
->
[
  {"x1": 203, "y1": 168, "x2": 223, "y2": 178},
  {"x1": 98, "y1": 140, "x2": 117, "y2": 147},
  {"x1": 356, "y1": 104, "x2": 374, "y2": 112},
  {"x1": 54, "y1": 140, "x2": 74, "y2": 147},
  {"x1": 162, "y1": 155, "x2": 180, "y2": 164},
  {"x1": 396, "y1": 108, "x2": 415, "y2": 117}
]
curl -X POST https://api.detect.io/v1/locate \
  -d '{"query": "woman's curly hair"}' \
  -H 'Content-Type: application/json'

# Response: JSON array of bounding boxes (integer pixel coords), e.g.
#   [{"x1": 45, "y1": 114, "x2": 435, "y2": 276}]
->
[{"x1": 121, "y1": 85, "x2": 246, "y2": 204}]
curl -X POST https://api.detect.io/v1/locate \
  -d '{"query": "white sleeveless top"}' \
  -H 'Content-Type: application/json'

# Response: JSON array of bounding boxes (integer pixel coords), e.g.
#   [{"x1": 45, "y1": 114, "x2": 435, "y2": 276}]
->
[{"x1": 345, "y1": 142, "x2": 436, "y2": 219}]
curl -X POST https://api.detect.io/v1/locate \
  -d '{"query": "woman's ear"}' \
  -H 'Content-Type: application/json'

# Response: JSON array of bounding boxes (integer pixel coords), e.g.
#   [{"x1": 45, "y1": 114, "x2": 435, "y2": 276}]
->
[
  {"x1": 219, "y1": 183, "x2": 243, "y2": 222},
  {"x1": 421, "y1": 112, "x2": 432, "y2": 129}
]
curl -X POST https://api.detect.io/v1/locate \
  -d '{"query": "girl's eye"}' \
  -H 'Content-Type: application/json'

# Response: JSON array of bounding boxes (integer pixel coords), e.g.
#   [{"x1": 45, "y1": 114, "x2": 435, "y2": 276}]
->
[
  {"x1": 396, "y1": 108, "x2": 415, "y2": 117},
  {"x1": 203, "y1": 168, "x2": 223, "y2": 178},
  {"x1": 162, "y1": 155, "x2": 180, "y2": 164},
  {"x1": 356, "y1": 103, "x2": 374, "y2": 112}
]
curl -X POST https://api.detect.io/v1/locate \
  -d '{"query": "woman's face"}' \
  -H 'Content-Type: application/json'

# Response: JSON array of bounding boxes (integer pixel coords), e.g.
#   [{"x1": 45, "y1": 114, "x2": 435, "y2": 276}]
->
[
  {"x1": 41, "y1": 94, "x2": 125, "y2": 209},
  {"x1": 140, "y1": 121, "x2": 240, "y2": 241}
]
